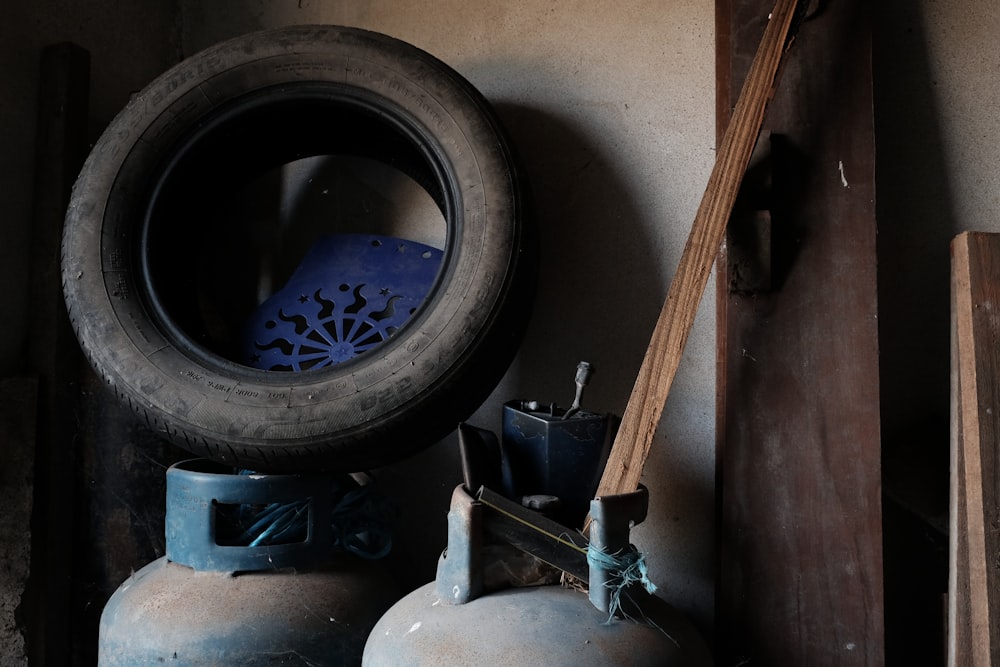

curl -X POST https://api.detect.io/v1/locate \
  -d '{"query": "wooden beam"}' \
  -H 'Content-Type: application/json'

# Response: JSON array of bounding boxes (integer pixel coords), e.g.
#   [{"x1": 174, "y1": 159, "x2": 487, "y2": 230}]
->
[
  {"x1": 949, "y1": 270, "x2": 973, "y2": 665},
  {"x1": 949, "y1": 231, "x2": 1000, "y2": 665},
  {"x1": 716, "y1": 0, "x2": 884, "y2": 663}
]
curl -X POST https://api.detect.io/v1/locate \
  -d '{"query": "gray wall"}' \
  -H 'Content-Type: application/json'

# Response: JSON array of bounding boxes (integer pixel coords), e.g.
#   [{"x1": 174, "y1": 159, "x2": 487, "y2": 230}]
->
[
  {"x1": 876, "y1": 0, "x2": 1000, "y2": 444},
  {"x1": 1, "y1": 0, "x2": 180, "y2": 370}
]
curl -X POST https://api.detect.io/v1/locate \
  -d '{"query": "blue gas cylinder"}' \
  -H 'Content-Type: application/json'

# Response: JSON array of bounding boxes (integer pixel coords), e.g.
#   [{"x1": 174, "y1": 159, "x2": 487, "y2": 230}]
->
[
  {"x1": 99, "y1": 459, "x2": 399, "y2": 665},
  {"x1": 363, "y1": 485, "x2": 712, "y2": 666}
]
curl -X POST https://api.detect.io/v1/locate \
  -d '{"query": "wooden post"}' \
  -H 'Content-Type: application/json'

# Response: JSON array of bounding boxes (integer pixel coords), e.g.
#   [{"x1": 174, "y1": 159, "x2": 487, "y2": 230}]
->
[
  {"x1": 716, "y1": 0, "x2": 884, "y2": 663},
  {"x1": 949, "y1": 231, "x2": 1000, "y2": 666}
]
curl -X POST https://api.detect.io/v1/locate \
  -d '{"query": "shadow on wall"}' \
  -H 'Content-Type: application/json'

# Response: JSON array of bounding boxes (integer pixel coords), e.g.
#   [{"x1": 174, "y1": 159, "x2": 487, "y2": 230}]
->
[
  {"x1": 875, "y1": 2, "x2": 957, "y2": 435},
  {"x1": 874, "y1": 2, "x2": 957, "y2": 665},
  {"x1": 499, "y1": 102, "x2": 717, "y2": 636},
  {"x1": 488, "y1": 102, "x2": 667, "y2": 411},
  {"x1": 378, "y1": 101, "x2": 677, "y2": 597}
]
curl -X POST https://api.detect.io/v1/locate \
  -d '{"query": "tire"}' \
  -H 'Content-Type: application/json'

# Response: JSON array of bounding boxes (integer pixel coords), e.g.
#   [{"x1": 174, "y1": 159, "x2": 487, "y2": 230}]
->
[{"x1": 62, "y1": 25, "x2": 534, "y2": 473}]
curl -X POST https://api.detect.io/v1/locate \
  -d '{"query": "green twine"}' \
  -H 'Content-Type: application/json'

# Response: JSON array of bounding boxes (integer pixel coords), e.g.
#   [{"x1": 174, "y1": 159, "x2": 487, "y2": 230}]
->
[
  {"x1": 586, "y1": 543, "x2": 658, "y2": 623},
  {"x1": 586, "y1": 544, "x2": 681, "y2": 648}
]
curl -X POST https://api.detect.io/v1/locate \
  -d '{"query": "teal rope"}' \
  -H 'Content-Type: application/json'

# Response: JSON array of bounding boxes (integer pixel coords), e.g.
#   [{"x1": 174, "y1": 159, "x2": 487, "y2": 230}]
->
[
  {"x1": 586, "y1": 544, "x2": 681, "y2": 647},
  {"x1": 586, "y1": 543, "x2": 658, "y2": 622}
]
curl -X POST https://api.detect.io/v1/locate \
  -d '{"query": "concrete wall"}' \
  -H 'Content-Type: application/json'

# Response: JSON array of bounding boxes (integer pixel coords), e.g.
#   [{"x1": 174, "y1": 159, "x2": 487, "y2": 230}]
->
[
  {"x1": 876, "y1": 0, "x2": 1000, "y2": 444},
  {"x1": 1, "y1": 0, "x2": 180, "y2": 375}
]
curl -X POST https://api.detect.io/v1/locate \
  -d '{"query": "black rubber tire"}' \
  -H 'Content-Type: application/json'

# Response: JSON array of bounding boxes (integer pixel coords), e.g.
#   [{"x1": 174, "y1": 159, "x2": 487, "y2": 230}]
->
[{"x1": 62, "y1": 25, "x2": 533, "y2": 473}]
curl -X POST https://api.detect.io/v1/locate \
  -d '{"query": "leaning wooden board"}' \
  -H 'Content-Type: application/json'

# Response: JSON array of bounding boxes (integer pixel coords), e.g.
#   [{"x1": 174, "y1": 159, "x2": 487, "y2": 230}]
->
[
  {"x1": 950, "y1": 231, "x2": 1000, "y2": 666},
  {"x1": 592, "y1": 0, "x2": 806, "y2": 503}
]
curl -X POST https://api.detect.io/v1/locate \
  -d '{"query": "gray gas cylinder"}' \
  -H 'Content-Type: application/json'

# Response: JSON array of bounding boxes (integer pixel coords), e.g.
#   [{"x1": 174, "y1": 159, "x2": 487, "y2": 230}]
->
[
  {"x1": 99, "y1": 459, "x2": 399, "y2": 666},
  {"x1": 363, "y1": 485, "x2": 712, "y2": 666}
]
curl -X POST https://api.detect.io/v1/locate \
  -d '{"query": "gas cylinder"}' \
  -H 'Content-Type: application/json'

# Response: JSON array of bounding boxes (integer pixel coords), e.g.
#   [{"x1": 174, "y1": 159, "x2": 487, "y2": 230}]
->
[
  {"x1": 362, "y1": 484, "x2": 713, "y2": 666},
  {"x1": 99, "y1": 459, "x2": 399, "y2": 666}
]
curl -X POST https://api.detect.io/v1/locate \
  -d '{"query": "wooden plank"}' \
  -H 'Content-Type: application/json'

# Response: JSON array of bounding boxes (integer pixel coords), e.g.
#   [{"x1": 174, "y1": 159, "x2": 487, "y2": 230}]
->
[
  {"x1": 591, "y1": 0, "x2": 806, "y2": 505},
  {"x1": 715, "y1": 0, "x2": 884, "y2": 663},
  {"x1": 949, "y1": 231, "x2": 1000, "y2": 665},
  {"x1": 949, "y1": 273, "x2": 973, "y2": 665}
]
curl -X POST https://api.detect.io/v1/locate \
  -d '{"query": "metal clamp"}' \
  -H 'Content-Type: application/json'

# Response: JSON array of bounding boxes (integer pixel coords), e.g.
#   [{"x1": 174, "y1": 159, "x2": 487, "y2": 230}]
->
[{"x1": 433, "y1": 483, "x2": 649, "y2": 614}]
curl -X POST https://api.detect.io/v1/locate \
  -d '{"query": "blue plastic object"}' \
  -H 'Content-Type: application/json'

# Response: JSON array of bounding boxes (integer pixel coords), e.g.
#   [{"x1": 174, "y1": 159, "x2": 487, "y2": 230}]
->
[
  {"x1": 500, "y1": 400, "x2": 611, "y2": 527},
  {"x1": 242, "y1": 233, "x2": 443, "y2": 371},
  {"x1": 165, "y1": 459, "x2": 334, "y2": 572}
]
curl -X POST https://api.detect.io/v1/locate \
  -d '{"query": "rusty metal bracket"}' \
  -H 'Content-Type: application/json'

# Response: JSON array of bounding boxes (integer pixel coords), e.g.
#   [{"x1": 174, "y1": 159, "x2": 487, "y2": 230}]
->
[
  {"x1": 435, "y1": 485, "x2": 484, "y2": 605},
  {"x1": 433, "y1": 483, "x2": 650, "y2": 613}
]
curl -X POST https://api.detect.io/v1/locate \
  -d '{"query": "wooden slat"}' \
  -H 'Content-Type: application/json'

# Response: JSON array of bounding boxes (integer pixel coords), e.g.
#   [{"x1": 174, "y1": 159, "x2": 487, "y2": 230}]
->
[
  {"x1": 949, "y1": 231, "x2": 1000, "y2": 665},
  {"x1": 716, "y1": 0, "x2": 884, "y2": 663},
  {"x1": 591, "y1": 0, "x2": 805, "y2": 504},
  {"x1": 949, "y1": 278, "x2": 973, "y2": 665}
]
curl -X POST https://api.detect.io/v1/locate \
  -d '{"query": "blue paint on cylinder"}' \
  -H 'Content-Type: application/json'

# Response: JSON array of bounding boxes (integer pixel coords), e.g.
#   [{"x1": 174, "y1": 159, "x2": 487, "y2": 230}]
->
[{"x1": 99, "y1": 459, "x2": 399, "y2": 666}]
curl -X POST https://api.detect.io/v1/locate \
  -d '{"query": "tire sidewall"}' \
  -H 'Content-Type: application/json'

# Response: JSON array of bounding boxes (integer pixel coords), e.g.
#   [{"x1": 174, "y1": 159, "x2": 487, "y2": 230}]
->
[{"x1": 62, "y1": 25, "x2": 526, "y2": 469}]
